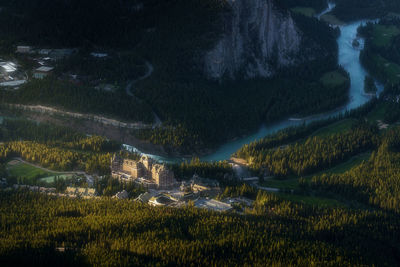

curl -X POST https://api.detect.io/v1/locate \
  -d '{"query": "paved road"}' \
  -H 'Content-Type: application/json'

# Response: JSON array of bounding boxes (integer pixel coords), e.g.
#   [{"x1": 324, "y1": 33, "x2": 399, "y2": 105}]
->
[{"x1": 125, "y1": 61, "x2": 154, "y2": 97}]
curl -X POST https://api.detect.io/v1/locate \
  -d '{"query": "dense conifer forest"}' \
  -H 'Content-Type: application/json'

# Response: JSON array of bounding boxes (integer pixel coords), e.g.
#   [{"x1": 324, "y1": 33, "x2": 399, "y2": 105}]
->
[
  {"x1": 249, "y1": 122, "x2": 378, "y2": 177},
  {"x1": 0, "y1": 190, "x2": 399, "y2": 266}
]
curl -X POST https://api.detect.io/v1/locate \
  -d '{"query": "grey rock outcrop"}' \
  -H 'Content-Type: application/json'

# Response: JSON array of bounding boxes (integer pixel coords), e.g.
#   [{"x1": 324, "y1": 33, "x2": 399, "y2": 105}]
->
[{"x1": 204, "y1": 0, "x2": 301, "y2": 79}]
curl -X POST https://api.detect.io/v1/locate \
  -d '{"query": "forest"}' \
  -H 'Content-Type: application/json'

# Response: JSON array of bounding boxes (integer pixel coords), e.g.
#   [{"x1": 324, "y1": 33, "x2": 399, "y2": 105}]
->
[
  {"x1": 131, "y1": 9, "x2": 345, "y2": 152},
  {"x1": 359, "y1": 19, "x2": 400, "y2": 85},
  {"x1": 0, "y1": 0, "x2": 227, "y2": 49},
  {"x1": 310, "y1": 127, "x2": 400, "y2": 213},
  {"x1": 234, "y1": 99, "x2": 378, "y2": 164},
  {"x1": 0, "y1": 119, "x2": 119, "y2": 175},
  {"x1": 172, "y1": 157, "x2": 234, "y2": 186},
  {"x1": 1, "y1": 118, "x2": 400, "y2": 266},
  {"x1": 0, "y1": 118, "x2": 235, "y2": 184},
  {"x1": 0, "y1": 191, "x2": 399, "y2": 266},
  {"x1": 1, "y1": 107, "x2": 400, "y2": 266},
  {"x1": 245, "y1": 122, "x2": 378, "y2": 177},
  {"x1": 0, "y1": 119, "x2": 121, "y2": 152},
  {"x1": 0, "y1": 78, "x2": 154, "y2": 124},
  {"x1": 134, "y1": 65, "x2": 350, "y2": 153},
  {"x1": 358, "y1": 19, "x2": 400, "y2": 124}
]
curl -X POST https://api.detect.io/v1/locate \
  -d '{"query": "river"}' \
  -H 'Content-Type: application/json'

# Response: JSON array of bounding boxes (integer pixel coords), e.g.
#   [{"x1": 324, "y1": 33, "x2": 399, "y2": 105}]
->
[{"x1": 124, "y1": 17, "x2": 382, "y2": 163}]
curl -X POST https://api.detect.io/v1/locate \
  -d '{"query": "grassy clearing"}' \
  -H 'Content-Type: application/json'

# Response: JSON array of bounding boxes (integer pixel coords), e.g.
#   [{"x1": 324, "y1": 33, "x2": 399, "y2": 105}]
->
[
  {"x1": 7, "y1": 162, "x2": 51, "y2": 180},
  {"x1": 6, "y1": 161, "x2": 73, "y2": 184},
  {"x1": 320, "y1": 14, "x2": 345, "y2": 25},
  {"x1": 310, "y1": 119, "x2": 357, "y2": 138},
  {"x1": 372, "y1": 25, "x2": 400, "y2": 48},
  {"x1": 320, "y1": 71, "x2": 348, "y2": 88},
  {"x1": 291, "y1": 7, "x2": 316, "y2": 17}
]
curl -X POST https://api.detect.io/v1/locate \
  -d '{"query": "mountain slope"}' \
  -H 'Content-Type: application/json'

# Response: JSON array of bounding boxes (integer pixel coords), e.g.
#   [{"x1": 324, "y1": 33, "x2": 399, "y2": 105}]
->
[{"x1": 204, "y1": 0, "x2": 301, "y2": 79}]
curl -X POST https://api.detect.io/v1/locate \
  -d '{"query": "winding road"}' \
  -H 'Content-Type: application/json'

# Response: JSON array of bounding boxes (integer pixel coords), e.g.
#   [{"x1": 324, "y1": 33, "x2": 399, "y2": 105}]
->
[{"x1": 125, "y1": 61, "x2": 162, "y2": 128}]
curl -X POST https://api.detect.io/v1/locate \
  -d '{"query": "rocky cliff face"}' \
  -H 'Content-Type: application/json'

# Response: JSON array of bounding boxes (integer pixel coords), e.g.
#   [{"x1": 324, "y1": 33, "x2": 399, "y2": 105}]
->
[{"x1": 204, "y1": 0, "x2": 301, "y2": 79}]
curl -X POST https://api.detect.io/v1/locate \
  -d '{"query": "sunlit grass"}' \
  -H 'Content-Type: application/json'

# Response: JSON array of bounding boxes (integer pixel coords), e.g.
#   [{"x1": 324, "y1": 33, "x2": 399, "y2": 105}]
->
[{"x1": 7, "y1": 162, "x2": 51, "y2": 180}]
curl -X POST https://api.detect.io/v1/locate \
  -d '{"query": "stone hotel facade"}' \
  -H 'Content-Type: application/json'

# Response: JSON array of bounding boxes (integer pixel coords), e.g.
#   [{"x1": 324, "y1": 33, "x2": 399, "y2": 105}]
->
[{"x1": 111, "y1": 155, "x2": 176, "y2": 189}]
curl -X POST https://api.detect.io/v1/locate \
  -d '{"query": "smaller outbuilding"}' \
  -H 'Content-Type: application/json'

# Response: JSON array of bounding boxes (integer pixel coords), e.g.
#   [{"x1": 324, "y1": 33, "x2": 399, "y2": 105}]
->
[
  {"x1": 90, "y1": 52, "x2": 108, "y2": 58},
  {"x1": 195, "y1": 198, "x2": 233, "y2": 212},
  {"x1": 16, "y1": 46, "x2": 32, "y2": 54},
  {"x1": 33, "y1": 66, "x2": 54, "y2": 79},
  {"x1": 135, "y1": 192, "x2": 152, "y2": 203},
  {"x1": 149, "y1": 194, "x2": 175, "y2": 207},
  {"x1": 113, "y1": 190, "x2": 129, "y2": 200}
]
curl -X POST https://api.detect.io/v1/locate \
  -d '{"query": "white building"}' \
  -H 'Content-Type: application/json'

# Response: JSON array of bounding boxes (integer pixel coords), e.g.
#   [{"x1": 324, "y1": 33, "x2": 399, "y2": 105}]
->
[
  {"x1": 91, "y1": 52, "x2": 108, "y2": 58},
  {"x1": 0, "y1": 62, "x2": 17, "y2": 73}
]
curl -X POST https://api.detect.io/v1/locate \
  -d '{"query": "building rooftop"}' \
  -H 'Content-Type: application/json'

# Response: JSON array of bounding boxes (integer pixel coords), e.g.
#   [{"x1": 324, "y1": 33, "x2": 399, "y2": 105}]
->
[
  {"x1": 0, "y1": 80, "x2": 26, "y2": 87},
  {"x1": 195, "y1": 198, "x2": 233, "y2": 212},
  {"x1": 0, "y1": 62, "x2": 17, "y2": 73},
  {"x1": 135, "y1": 192, "x2": 152, "y2": 203},
  {"x1": 36, "y1": 66, "x2": 54, "y2": 72},
  {"x1": 91, "y1": 52, "x2": 108, "y2": 58},
  {"x1": 113, "y1": 190, "x2": 129, "y2": 199},
  {"x1": 149, "y1": 195, "x2": 175, "y2": 206}
]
